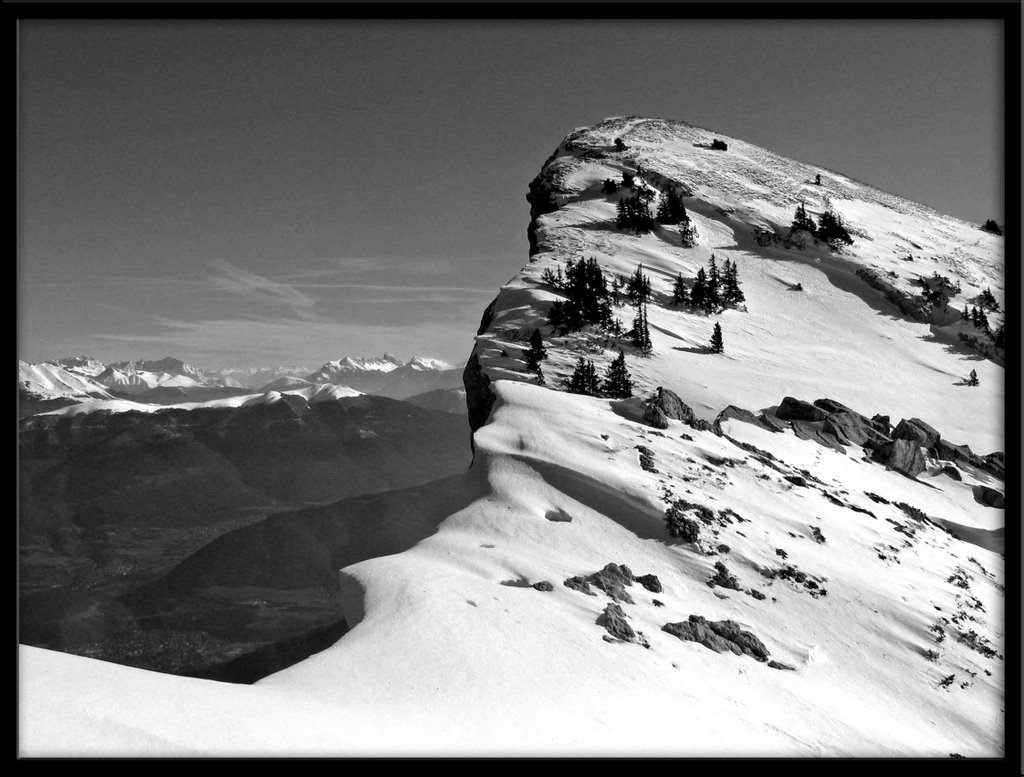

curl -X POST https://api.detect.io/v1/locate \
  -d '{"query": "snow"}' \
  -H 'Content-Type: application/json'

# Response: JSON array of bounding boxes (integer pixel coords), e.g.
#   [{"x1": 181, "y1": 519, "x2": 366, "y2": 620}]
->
[
  {"x1": 36, "y1": 384, "x2": 363, "y2": 417},
  {"x1": 18, "y1": 116, "x2": 1004, "y2": 757},
  {"x1": 18, "y1": 361, "x2": 113, "y2": 400}
]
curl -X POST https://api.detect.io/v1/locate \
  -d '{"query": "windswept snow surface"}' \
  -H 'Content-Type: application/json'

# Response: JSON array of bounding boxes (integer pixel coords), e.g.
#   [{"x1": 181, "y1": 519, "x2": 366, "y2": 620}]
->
[{"x1": 19, "y1": 117, "x2": 1004, "y2": 757}]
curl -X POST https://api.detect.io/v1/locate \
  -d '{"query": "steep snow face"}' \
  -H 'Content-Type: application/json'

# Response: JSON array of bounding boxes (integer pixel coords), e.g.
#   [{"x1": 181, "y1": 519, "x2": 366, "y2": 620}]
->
[
  {"x1": 18, "y1": 361, "x2": 113, "y2": 400},
  {"x1": 19, "y1": 117, "x2": 1005, "y2": 757}
]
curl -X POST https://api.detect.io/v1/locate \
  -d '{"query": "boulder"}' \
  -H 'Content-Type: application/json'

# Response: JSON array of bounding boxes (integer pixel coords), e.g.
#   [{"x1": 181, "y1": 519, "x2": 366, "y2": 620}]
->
[
  {"x1": 776, "y1": 396, "x2": 828, "y2": 422},
  {"x1": 715, "y1": 405, "x2": 775, "y2": 432},
  {"x1": 651, "y1": 387, "x2": 695, "y2": 423},
  {"x1": 870, "y1": 414, "x2": 892, "y2": 436},
  {"x1": 642, "y1": 404, "x2": 670, "y2": 429},
  {"x1": 935, "y1": 439, "x2": 974, "y2": 466},
  {"x1": 759, "y1": 413, "x2": 790, "y2": 433},
  {"x1": 662, "y1": 614, "x2": 770, "y2": 661},
  {"x1": 532, "y1": 581, "x2": 554, "y2": 592},
  {"x1": 563, "y1": 576, "x2": 595, "y2": 596},
  {"x1": 982, "y1": 452, "x2": 1005, "y2": 479},
  {"x1": 813, "y1": 398, "x2": 860, "y2": 416},
  {"x1": 588, "y1": 563, "x2": 636, "y2": 604},
  {"x1": 598, "y1": 602, "x2": 636, "y2": 642},
  {"x1": 886, "y1": 438, "x2": 926, "y2": 479},
  {"x1": 634, "y1": 573, "x2": 662, "y2": 593},
  {"x1": 972, "y1": 485, "x2": 1004, "y2": 509},
  {"x1": 823, "y1": 411, "x2": 889, "y2": 448},
  {"x1": 790, "y1": 420, "x2": 846, "y2": 453},
  {"x1": 706, "y1": 619, "x2": 770, "y2": 661},
  {"x1": 935, "y1": 465, "x2": 962, "y2": 481},
  {"x1": 892, "y1": 418, "x2": 941, "y2": 452}
]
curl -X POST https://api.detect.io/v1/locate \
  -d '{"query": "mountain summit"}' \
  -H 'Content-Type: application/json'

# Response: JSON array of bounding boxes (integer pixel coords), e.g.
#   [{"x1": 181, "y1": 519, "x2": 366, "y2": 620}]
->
[{"x1": 20, "y1": 117, "x2": 1005, "y2": 757}]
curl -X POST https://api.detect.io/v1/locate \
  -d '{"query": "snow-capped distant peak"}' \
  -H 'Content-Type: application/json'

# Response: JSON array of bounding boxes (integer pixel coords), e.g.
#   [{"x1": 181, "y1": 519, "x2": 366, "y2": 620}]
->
[
  {"x1": 402, "y1": 356, "x2": 455, "y2": 372},
  {"x1": 19, "y1": 361, "x2": 114, "y2": 401},
  {"x1": 51, "y1": 356, "x2": 107, "y2": 377}
]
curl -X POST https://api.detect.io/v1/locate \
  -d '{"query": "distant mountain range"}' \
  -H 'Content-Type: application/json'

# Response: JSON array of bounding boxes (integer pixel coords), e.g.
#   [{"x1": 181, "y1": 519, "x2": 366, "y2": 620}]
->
[{"x1": 18, "y1": 353, "x2": 464, "y2": 416}]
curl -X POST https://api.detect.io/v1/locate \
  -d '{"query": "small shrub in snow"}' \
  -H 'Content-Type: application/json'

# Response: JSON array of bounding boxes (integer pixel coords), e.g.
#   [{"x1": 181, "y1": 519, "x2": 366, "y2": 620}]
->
[{"x1": 980, "y1": 218, "x2": 1002, "y2": 236}]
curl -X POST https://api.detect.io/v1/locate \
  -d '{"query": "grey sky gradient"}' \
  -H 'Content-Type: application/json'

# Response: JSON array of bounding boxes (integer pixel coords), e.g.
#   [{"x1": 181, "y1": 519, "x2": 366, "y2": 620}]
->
[{"x1": 18, "y1": 19, "x2": 1004, "y2": 368}]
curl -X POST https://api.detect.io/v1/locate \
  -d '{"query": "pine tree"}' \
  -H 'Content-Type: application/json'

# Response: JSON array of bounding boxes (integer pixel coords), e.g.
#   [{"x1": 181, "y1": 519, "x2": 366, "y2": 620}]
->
[
  {"x1": 690, "y1": 267, "x2": 708, "y2": 310},
  {"x1": 535, "y1": 365, "x2": 546, "y2": 386},
  {"x1": 601, "y1": 178, "x2": 619, "y2": 194},
  {"x1": 994, "y1": 323, "x2": 1005, "y2": 349},
  {"x1": 626, "y1": 265, "x2": 652, "y2": 306},
  {"x1": 981, "y1": 219, "x2": 1002, "y2": 236},
  {"x1": 566, "y1": 357, "x2": 601, "y2": 396},
  {"x1": 524, "y1": 328, "x2": 548, "y2": 372},
  {"x1": 611, "y1": 276, "x2": 623, "y2": 306},
  {"x1": 672, "y1": 273, "x2": 689, "y2": 305},
  {"x1": 816, "y1": 210, "x2": 854, "y2": 246},
  {"x1": 790, "y1": 202, "x2": 816, "y2": 235},
  {"x1": 621, "y1": 171, "x2": 635, "y2": 188},
  {"x1": 602, "y1": 349, "x2": 634, "y2": 398},
  {"x1": 614, "y1": 137, "x2": 627, "y2": 152},
  {"x1": 707, "y1": 255, "x2": 721, "y2": 309},
  {"x1": 709, "y1": 322, "x2": 724, "y2": 354},
  {"x1": 632, "y1": 302, "x2": 652, "y2": 354},
  {"x1": 722, "y1": 258, "x2": 745, "y2": 305},
  {"x1": 656, "y1": 188, "x2": 687, "y2": 224},
  {"x1": 961, "y1": 304, "x2": 970, "y2": 321},
  {"x1": 679, "y1": 213, "x2": 698, "y2": 247},
  {"x1": 966, "y1": 369, "x2": 979, "y2": 387}
]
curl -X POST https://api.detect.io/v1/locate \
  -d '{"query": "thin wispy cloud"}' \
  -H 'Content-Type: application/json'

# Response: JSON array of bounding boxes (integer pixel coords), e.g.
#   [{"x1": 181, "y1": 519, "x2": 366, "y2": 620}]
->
[{"x1": 208, "y1": 259, "x2": 316, "y2": 312}]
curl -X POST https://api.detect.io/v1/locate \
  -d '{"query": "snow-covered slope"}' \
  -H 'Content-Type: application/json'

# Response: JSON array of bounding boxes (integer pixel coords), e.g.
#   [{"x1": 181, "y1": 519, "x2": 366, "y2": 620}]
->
[
  {"x1": 19, "y1": 117, "x2": 1005, "y2": 757},
  {"x1": 18, "y1": 361, "x2": 113, "y2": 401},
  {"x1": 36, "y1": 383, "x2": 364, "y2": 417}
]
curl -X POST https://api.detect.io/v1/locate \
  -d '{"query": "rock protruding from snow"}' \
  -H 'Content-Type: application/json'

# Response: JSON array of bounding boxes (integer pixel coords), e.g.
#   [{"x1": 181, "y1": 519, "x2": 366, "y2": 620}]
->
[
  {"x1": 597, "y1": 603, "x2": 636, "y2": 643},
  {"x1": 972, "y1": 485, "x2": 1004, "y2": 509},
  {"x1": 776, "y1": 396, "x2": 828, "y2": 422},
  {"x1": 662, "y1": 615, "x2": 770, "y2": 661},
  {"x1": 893, "y1": 418, "x2": 942, "y2": 451},
  {"x1": 644, "y1": 387, "x2": 695, "y2": 427},
  {"x1": 882, "y1": 439, "x2": 927, "y2": 479}
]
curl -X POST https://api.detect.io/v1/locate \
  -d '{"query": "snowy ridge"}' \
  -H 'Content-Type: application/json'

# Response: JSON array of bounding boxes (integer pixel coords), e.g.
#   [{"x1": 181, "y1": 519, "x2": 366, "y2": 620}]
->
[
  {"x1": 36, "y1": 383, "x2": 364, "y2": 417},
  {"x1": 18, "y1": 361, "x2": 114, "y2": 401},
  {"x1": 18, "y1": 117, "x2": 1004, "y2": 756}
]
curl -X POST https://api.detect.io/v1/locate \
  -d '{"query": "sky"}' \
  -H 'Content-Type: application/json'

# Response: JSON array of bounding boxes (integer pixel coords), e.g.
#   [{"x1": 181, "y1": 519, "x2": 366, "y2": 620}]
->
[{"x1": 18, "y1": 18, "x2": 1005, "y2": 369}]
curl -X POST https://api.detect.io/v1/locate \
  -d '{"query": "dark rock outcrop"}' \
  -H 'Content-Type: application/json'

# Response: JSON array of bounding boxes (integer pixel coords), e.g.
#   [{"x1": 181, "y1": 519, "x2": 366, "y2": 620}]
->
[
  {"x1": 885, "y1": 438, "x2": 926, "y2": 479},
  {"x1": 776, "y1": 397, "x2": 828, "y2": 422},
  {"x1": 823, "y1": 411, "x2": 888, "y2": 448},
  {"x1": 647, "y1": 388, "x2": 695, "y2": 423},
  {"x1": 532, "y1": 581, "x2": 554, "y2": 592},
  {"x1": 643, "y1": 405, "x2": 670, "y2": 429},
  {"x1": 598, "y1": 602, "x2": 636, "y2": 642},
  {"x1": 871, "y1": 414, "x2": 892, "y2": 436},
  {"x1": 563, "y1": 576, "x2": 596, "y2": 596},
  {"x1": 789, "y1": 420, "x2": 846, "y2": 453},
  {"x1": 812, "y1": 398, "x2": 860, "y2": 416},
  {"x1": 662, "y1": 615, "x2": 769, "y2": 661},
  {"x1": 462, "y1": 350, "x2": 496, "y2": 447},
  {"x1": 892, "y1": 417, "x2": 941, "y2": 451},
  {"x1": 715, "y1": 405, "x2": 776, "y2": 433},
  {"x1": 589, "y1": 563, "x2": 636, "y2": 603},
  {"x1": 972, "y1": 485, "x2": 1005, "y2": 509},
  {"x1": 635, "y1": 574, "x2": 663, "y2": 593}
]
